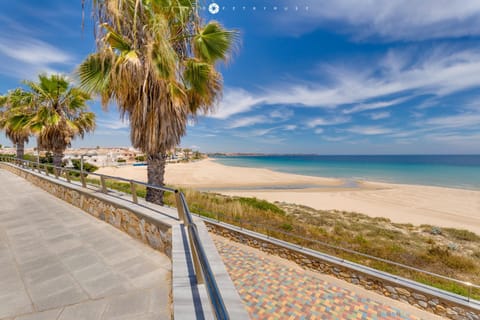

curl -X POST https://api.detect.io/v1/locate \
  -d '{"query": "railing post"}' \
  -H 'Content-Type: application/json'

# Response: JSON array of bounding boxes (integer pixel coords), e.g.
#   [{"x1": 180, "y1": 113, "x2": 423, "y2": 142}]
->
[
  {"x1": 80, "y1": 171, "x2": 86, "y2": 188},
  {"x1": 175, "y1": 190, "x2": 186, "y2": 222},
  {"x1": 44, "y1": 164, "x2": 49, "y2": 176},
  {"x1": 54, "y1": 167, "x2": 59, "y2": 179},
  {"x1": 467, "y1": 282, "x2": 472, "y2": 302},
  {"x1": 130, "y1": 181, "x2": 138, "y2": 203},
  {"x1": 100, "y1": 175, "x2": 107, "y2": 193},
  {"x1": 65, "y1": 170, "x2": 71, "y2": 183}
]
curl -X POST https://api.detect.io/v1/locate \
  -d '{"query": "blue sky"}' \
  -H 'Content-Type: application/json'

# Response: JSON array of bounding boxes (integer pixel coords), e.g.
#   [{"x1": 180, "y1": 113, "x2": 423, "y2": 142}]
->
[{"x1": 1, "y1": 1, "x2": 480, "y2": 154}]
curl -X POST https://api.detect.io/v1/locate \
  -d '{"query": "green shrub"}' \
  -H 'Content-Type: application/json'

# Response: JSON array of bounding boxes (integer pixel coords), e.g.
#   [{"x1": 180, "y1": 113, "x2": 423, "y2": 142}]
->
[
  {"x1": 280, "y1": 223, "x2": 293, "y2": 232},
  {"x1": 444, "y1": 255, "x2": 476, "y2": 272},
  {"x1": 22, "y1": 154, "x2": 37, "y2": 162},
  {"x1": 69, "y1": 159, "x2": 98, "y2": 177},
  {"x1": 427, "y1": 245, "x2": 450, "y2": 258},
  {"x1": 117, "y1": 158, "x2": 126, "y2": 163},
  {"x1": 237, "y1": 197, "x2": 285, "y2": 215},
  {"x1": 443, "y1": 228, "x2": 480, "y2": 241}
]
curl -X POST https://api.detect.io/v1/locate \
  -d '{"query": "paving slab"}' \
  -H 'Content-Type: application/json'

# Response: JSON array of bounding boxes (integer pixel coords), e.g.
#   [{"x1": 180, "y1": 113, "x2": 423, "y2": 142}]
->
[
  {"x1": 0, "y1": 169, "x2": 171, "y2": 320},
  {"x1": 213, "y1": 234, "x2": 446, "y2": 320}
]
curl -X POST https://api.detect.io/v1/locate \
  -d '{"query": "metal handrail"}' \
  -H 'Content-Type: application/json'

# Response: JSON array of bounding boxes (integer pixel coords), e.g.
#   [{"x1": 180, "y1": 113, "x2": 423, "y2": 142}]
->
[
  {"x1": 0, "y1": 156, "x2": 229, "y2": 319},
  {"x1": 3, "y1": 155, "x2": 479, "y2": 304},
  {"x1": 255, "y1": 222, "x2": 480, "y2": 289},
  {"x1": 178, "y1": 192, "x2": 229, "y2": 319},
  {"x1": 194, "y1": 204, "x2": 480, "y2": 302}
]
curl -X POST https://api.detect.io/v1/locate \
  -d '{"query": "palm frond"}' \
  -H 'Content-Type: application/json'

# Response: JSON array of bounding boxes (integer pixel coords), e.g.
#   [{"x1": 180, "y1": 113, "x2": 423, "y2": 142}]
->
[
  {"x1": 78, "y1": 53, "x2": 112, "y2": 95},
  {"x1": 193, "y1": 21, "x2": 237, "y2": 63}
]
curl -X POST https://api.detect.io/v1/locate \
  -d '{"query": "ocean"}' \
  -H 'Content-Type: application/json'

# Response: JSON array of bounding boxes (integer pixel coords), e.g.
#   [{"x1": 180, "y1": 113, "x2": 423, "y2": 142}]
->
[{"x1": 212, "y1": 155, "x2": 480, "y2": 190}]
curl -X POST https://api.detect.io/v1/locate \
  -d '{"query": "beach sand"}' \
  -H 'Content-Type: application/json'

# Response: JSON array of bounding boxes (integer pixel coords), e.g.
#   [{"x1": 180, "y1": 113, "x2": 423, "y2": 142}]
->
[{"x1": 96, "y1": 158, "x2": 480, "y2": 235}]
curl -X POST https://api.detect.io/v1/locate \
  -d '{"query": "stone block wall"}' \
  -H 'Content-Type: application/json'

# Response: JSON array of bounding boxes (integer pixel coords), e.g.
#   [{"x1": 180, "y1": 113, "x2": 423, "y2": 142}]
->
[
  {"x1": 206, "y1": 221, "x2": 480, "y2": 320},
  {"x1": 0, "y1": 163, "x2": 172, "y2": 257}
]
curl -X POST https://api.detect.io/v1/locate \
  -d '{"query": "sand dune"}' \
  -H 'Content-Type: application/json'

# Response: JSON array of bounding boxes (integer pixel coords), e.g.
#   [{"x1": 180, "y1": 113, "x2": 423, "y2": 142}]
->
[{"x1": 96, "y1": 159, "x2": 480, "y2": 234}]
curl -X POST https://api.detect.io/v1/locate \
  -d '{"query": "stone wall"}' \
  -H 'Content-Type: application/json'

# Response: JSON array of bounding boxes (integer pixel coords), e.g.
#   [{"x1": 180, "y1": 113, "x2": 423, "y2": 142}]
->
[
  {"x1": 206, "y1": 221, "x2": 480, "y2": 320},
  {"x1": 0, "y1": 163, "x2": 172, "y2": 257}
]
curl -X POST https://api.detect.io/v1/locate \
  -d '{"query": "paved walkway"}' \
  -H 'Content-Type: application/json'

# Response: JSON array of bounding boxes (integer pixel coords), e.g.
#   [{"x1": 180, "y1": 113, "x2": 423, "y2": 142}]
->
[
  {"x1": 0, "y1": 169, "x2": 171, "y2": 320},
  {"x1": 213, "y1": 235, "x2": 445, "y2": 320}
]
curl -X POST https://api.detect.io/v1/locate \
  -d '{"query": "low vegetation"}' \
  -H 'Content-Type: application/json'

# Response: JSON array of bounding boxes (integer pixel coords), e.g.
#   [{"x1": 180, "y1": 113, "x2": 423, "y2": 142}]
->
[
  {"x1": 172, "y1": 190, "x2": 480, "y2": 299},
  {"x1": 28, "y1": 171, "x2": 480, "y2": 300}
]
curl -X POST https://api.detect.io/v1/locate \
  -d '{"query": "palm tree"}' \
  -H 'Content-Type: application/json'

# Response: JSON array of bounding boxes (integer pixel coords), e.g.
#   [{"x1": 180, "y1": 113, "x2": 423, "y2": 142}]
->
[
  {"x1": 78, "y1": 0, "x2": 236, "y2": 204},
  {"x1": 0, "y1": 89, "x2": 33, "y2": 160},
  {"x1": 19, "y1": 74, "x2": 96, "y2": 167}
]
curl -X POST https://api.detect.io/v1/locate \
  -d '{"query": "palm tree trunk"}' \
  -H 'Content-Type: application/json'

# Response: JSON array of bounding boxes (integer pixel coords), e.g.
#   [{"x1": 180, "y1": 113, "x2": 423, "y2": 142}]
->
[
  {"x1": 146, "y1": 153, "x2": 167, "y2": 205},
  {"x1": 16, "y1": 141, "x2": 25, "y2": 160},
  {"x1": 52, "y1": 150, "x2": 63, "y2": 167}
]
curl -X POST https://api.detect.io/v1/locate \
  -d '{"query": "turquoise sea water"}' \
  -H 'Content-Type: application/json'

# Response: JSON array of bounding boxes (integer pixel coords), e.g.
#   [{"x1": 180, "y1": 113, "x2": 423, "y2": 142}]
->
[{"x1": 212, "y1": 155, "x2": 480, "y2": 190}]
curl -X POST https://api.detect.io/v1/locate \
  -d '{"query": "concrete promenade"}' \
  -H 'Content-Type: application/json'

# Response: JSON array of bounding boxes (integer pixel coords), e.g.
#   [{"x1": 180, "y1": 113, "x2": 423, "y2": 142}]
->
[
  {"x1": 213, "y1": 235, "x2": 445, "y2": 320},
  {"x1": 0, "y1": 169, "x2": 171, "y2": 320}
]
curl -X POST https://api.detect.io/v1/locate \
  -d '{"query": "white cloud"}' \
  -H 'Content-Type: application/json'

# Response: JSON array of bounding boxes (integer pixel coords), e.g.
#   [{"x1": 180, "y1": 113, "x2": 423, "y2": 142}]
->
[
  {"x1": 234, "y1": 124, "x2": 299, "y2": 137},
  {"x1": 425, "y1": 132, "x2": 480, "y2": 143},
  {"x1": 251, "y1": 128, "x2": 276, "y2": 137},
  {"x1": 283, "y1": 125, "x2": 297, "y2": 131},
  {"x1": 370, "y1": 111, "x2": 391, "y2": 120},
  {"x1": 277, "y1": 0, "x2": 480, "y2": 41},
  {"x1": 187, "y1": 119, "x2": 196, "y2": 127},
  {"x1": 346, "y1": 126, "x2": 393, "y2": 135},
  {"x1": 314, "y1": 128, "x2": 324, "y2": 134},
  {"x1": 97, "y1": 119, "x2": 129, "y2": 130},
  {"x1": 307, "y1": 116, "x2": 350, "y2": 128},
  {"x1": 322, "y1": 136, "x2": 348, "y2": 142},
  {"x1": 270, "y1": 109, "x2": 294, "y2": 120},
  {"x1": 0, "y1": 35, "x2": 74, "y2": 79},
  {"x1": 214, "y1": 47, "x2": 480, "y2": 120},
  {"x1": 344, "y1": 97, "x2": 408, "y2": 114},
  {"x1": 94, "y1": 130, "x2": 129, "y2": 137},
  {"x1": 210, "y1": 88, "x2": 264, "y2": 119},
  {"x1": 227, "y1": 116, "x2": 268, "y2": 129},
  {"x1": 0, "y1": 39, "x2": 70, "y2": 65},
  {"x1": 422, "y1": 113, "x2": 480, "y2": 129}
]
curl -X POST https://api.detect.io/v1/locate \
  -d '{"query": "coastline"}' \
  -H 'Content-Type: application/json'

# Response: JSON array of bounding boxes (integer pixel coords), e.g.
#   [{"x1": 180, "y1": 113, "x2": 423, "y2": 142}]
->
[{"x1": 96, "y1": 158, "x2": 480, "y2": 235}]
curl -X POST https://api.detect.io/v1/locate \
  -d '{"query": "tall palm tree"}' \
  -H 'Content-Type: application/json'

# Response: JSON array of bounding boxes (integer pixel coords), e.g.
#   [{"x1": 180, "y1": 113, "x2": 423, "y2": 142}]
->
[
  {"x1": 78, "y1": 0, "x2": 236, "y2": 204},
  {"x1": 19, "y1": 74, "x2": 96, "y2": 167},
  {"x1": 0, "y1": 89, "x2": 33, "y2": 159}
]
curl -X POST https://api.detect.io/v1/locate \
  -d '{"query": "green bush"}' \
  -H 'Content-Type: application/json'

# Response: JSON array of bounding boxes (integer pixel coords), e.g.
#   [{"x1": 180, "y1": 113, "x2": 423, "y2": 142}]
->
[
  {"x1": 117, "y1": 158, "x2": 126, "y2": 163},
  {"x1": 135, "y1": 155, "x2": 146, "y2": 162},
  {"x1": 22, "y1": 154, "x2": 38, "y2": 162},
  {"x1": 237, "y1": 197, "x2": 285, "y2": 215},
  {"x1": 443, "y1": 228, "x2": 480, "y2": 241},
  {"x1": 69, "y1": 159, "x2": 98, "y2": 177}
]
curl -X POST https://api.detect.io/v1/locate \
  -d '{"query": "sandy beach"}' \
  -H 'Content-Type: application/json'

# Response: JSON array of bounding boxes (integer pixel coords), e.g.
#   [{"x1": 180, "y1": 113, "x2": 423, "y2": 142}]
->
[{"x1": 96, "y1": 158, "x2": 480, "y2": 234}]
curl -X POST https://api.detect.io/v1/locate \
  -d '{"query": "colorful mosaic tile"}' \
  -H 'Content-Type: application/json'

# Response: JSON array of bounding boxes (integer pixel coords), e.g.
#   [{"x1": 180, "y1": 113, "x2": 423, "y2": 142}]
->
[{"x1": 214, "y1": 238, "x2": 431, "y2": 320}]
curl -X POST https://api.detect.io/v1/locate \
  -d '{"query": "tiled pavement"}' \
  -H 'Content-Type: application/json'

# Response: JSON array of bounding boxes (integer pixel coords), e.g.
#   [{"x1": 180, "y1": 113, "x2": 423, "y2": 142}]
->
[
  {"x1": 213, "y1": 235, "x2": 445, "y2": 320},
  {"x1": 0, "y1": 169, "x2": 171, "y2": 320}
]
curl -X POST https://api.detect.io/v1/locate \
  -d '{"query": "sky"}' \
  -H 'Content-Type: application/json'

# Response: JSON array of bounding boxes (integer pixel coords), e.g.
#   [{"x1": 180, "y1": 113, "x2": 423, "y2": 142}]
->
[{"x1": 1, "y1": 1, "x2": 480, "y2": 154}]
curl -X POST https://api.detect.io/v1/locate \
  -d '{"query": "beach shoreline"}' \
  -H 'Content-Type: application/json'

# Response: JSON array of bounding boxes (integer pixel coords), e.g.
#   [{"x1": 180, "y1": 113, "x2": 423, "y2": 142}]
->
[{"x1": 96, "y1": 158, "x2": 480, "y2": 234}]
